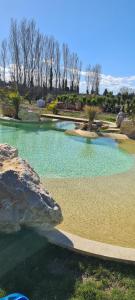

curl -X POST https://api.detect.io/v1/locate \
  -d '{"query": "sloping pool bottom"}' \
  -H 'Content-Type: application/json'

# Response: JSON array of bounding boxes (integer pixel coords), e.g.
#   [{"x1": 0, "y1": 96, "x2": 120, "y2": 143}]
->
[{"x1": 43, "y1": 163, "x2": 135, "y2": 248}]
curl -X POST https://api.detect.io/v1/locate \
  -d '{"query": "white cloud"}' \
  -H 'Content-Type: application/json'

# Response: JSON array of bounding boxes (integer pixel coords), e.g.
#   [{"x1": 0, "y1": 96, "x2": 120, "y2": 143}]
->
[
  {"x1": 101, "y1": 74, "x2": 135, "y2": 93},
  {"x1": 80, "y1": 72, "x2": 135, "y2": 94}
]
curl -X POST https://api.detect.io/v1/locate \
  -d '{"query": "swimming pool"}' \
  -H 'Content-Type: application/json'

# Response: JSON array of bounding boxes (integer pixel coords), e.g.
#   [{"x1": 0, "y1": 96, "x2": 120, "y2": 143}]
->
[{"x1": 0, "y1": 121, "x2": 135, "y2": 247}]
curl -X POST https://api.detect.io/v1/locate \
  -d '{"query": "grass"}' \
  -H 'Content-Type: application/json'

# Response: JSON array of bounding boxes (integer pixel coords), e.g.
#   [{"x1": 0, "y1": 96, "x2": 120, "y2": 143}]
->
[{"x1": 0, "y1": 230, "x2": 135, "y2": 300}]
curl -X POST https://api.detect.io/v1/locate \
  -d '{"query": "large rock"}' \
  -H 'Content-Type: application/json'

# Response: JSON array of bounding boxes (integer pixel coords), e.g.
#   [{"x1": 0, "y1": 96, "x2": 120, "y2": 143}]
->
[
  {"x1": 116, "y1": 111, "x2": 125, "y2": 128},
  {"x1": 120, "y1": 120, "x2": 135, "y2": 138},
  {"x1": 0, "y1": 144, "x2": 62, "y2": 233}
]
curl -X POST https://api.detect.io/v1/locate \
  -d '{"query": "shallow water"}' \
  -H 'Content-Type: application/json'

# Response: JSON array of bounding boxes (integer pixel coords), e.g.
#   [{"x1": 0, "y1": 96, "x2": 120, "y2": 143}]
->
[
  {"x1": 0, "y1": 121, "x2": 135, "y2": 247},
  {"x1": 45, "y1": 170, "x2": 135, "y2": 248},
  {"x1": 0, "y1": 122, "x2": 133, "y2": 178}
]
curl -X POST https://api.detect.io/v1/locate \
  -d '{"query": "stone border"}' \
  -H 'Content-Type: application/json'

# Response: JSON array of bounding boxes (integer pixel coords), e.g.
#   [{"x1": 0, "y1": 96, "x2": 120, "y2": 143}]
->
[
  {"x1": 66, "y1": 129, "x2": 99, "y2": 138},
  {"x1": 0, "y1": 116, "x2": 58, "y2": 124},
  {"x1": 0, "y1": 116, "x2": 40, "y2": 124},
  {"x1": 44, "y1": 229, "x2": 135, "y2": 264},
  {"x1": 0, "y1": 116, "x2": 21, "y2": 122},
  {"x1": 65, "y1": 129, "x2": 129, "y2": 141}
]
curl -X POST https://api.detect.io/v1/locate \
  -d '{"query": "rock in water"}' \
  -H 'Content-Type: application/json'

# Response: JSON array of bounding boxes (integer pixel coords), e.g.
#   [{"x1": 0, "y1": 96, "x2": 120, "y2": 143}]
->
[{"x1": 0, "y1": 144, "x2": 62, "y2": 233}]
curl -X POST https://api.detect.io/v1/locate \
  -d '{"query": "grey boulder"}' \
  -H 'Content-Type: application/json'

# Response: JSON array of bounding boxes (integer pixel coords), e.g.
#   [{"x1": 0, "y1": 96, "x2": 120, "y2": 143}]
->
[{"x1": 0, "y1": 144, "x2": 62, "y2": 233}]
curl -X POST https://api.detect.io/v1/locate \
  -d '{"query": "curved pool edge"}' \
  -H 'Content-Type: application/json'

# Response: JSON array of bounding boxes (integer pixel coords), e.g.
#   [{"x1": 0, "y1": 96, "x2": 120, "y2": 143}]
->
[
  {"x1": 44, "y1": 229, "x2": 135, "y2": 265},
  {"x1": 0, "y1": 116, "x2": 49, "y2": 125}
]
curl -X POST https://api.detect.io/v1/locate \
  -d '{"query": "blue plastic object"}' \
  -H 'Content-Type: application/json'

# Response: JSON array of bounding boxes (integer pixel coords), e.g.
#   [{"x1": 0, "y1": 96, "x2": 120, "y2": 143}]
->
[{"x1": 0, "y1": 293, "x2": 29, "y2": 300}]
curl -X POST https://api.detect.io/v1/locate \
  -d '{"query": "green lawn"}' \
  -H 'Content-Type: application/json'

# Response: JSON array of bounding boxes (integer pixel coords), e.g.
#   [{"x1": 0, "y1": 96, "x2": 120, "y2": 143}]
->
[{"x1": 0, "y1": 230, "x2": 135, "y2": 300}]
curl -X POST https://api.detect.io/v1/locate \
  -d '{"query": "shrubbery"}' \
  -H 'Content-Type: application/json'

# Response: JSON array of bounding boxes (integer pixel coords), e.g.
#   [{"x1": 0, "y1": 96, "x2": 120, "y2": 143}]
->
[
  {"x1": 47, "y1": 99, "x2": 58, "y2": 114},
  {"x1": 84, "y1": 105, "x2": 101, "y2": 130},
  {"x1": 0, "y1": 89, "x2": 21, "y2": 119},
  {"x1": 56, "y1": 91, "x2": 135, "y2": 116}
]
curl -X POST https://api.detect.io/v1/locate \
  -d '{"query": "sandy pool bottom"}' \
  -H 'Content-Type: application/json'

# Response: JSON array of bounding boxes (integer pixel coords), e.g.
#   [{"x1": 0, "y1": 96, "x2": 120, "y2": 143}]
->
[{"x1": 43, "y1": 162, "x2": 135, "y2": 249}]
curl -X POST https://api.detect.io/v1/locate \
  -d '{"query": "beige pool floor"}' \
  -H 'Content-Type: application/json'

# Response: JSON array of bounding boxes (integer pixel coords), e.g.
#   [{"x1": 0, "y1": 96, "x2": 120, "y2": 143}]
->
[{"x1": 43, "y1": 161, "x2": 135, "y2": 248}]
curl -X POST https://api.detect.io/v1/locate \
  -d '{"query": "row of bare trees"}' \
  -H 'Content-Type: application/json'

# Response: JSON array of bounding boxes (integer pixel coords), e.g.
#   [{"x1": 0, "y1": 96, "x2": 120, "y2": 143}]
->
[
  {"x1": 85, "y1": 64, "x2": 102, "y2": 95},
  {"x1": 0, "y1": 18, "x2": 102, "y2": 95},
  {"x1": 0, "y1": 19, "x2": 82, "y2": 93}
]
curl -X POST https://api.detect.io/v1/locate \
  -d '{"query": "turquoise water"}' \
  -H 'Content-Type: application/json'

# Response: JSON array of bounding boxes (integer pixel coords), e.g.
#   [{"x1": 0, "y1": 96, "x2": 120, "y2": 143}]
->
[
  {"x1": 55, "y1": 121, "x2": 76, "y2": 130},
  {"x1": 0, "y1": 121, "x2": 133, "y2": 178}
]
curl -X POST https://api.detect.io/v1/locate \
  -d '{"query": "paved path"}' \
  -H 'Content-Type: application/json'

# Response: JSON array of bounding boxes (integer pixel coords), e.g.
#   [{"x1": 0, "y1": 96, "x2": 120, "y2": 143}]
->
[
  {"x1": 43, "y1": 229, "x2": 135, "y2": 265},
  {"x1": 41, "y1": 113, "x2": 88, "y2": 123},
  {"x1": 41, "y1": 113, "x2": 116, "y2": 126}
]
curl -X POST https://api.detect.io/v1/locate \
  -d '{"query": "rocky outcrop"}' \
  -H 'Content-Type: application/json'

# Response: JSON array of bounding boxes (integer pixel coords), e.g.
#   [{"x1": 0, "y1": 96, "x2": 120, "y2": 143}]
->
[
  {"x1": 0, "y1": 144, "x2": 62, "y2": 233},
  {"x1": 116, "y1": 111, "x2": 125, "y2": 128},
  {"x1": 66, "y1": 129, "x2": 99, "y2": 138},
  {"x1": 120, "y1": 120, "x2": 135, "y2": 138}
]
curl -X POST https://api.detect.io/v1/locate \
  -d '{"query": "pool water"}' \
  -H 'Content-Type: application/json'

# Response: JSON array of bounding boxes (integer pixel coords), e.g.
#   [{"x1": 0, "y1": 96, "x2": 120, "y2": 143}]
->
[
  {"x1": 55, "y1": 120, "x2": 76, "y2": 130},
  {"x1": 0, "y1": 121, "x2": 133, "y2": 178},
  {"x1": 0, "y1": 121, "x2": 135, "y2": 247}
]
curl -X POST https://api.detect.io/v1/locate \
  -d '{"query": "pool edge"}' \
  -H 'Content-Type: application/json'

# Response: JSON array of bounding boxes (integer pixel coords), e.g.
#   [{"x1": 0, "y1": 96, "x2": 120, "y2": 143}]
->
[{"x1": 43, "y1": 229, "x2": 135, "y2": 265}]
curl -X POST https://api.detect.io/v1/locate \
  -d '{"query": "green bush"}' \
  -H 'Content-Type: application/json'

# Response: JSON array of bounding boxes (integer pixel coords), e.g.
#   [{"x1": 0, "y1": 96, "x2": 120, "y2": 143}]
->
[
  {"x1": 47, "y1": 99, "x2": 58, "y2": 114},
  {"x1": 1, "y1": 103, "x2": 16, "y2": 118},
  {"x1": 0, "y1": 89, "x2": 21, "y2": 119},
  {"x1": 9, "y1": 91, "x2": 21, "y2": 119},
  {"x1": 84, "y1": 105, "x2": 101, "y2": 130}
]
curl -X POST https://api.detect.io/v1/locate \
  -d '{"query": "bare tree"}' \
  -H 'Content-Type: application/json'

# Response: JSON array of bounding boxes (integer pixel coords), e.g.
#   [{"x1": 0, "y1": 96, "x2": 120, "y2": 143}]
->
[
  {"x1": 48, "y1": 36, "x2": 55, "y2": 91},
  {"x1": 91, "y1": 64, "x2": 101, "y2": 94},
  {"x1": 38, "y1": 35, "x2": 44, "y2": 87},
  {"x1": 9, "y1": 19, "x2": 21, "y2": 85},
  {"x1": 0, "y1": 39, "x2": 7, "y2": 82},
  {"x1": 34, "y1": 31, "x2": 44, "y2": 86},
  {"x1": 76, "y1": 60, "x2": 82, "y2": 93},
  {"x1": 20, "y1": 19, "x2": 30, "y2": 86},
  {"x1": 74, "y1": 55, "x2": 82, "y2": 93},
  {"x1": 28, "y1": 20, "x2": 37, "y2": 87},
  {"x1": 85, "y1": 64, "x2": 91, "y2": 94},
  {"x1": 69, "y1": 52, "x2": 75, "y2": 91},
  {"x1": 62, "y1": 43, "x2": 69, "y2": 90},
  {"x1": 69, "y1": 52, "x2": 81, "y2": 92},
  {"x1": 54, "y1": 41, "x2": 60, "y2": 90},
  {"x1": 42, "y1": 36, "x2": 49, "y2": 90},
  {"x1": 2, "y1": 17, "x2": 87, "y2": 96}
]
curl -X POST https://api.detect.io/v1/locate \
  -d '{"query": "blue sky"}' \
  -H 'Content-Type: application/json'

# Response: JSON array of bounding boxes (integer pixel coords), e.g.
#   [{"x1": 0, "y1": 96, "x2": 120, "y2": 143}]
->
[{"x1": 0, "y1": 0, "x2": 135, "y2": 92}]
